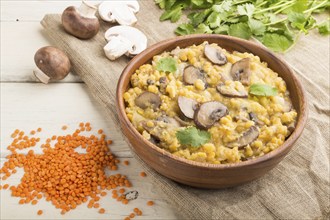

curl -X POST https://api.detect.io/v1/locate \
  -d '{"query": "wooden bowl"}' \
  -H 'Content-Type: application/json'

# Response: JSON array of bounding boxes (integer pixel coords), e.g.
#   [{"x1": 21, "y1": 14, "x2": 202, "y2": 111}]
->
[{"x1": 116, "y1": 34, "x2": 308, "y2": 189}]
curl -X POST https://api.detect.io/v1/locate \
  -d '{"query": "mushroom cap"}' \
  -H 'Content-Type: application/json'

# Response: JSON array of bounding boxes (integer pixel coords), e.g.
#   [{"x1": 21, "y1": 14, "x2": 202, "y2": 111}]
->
[
  {"x1": 204, "y1": 44, "x2": 227, "y2": 65},
  {"x1": 135, "y1": 92, "x2": 161, "y2": 110},
  {"x1": 194, "y1": 101, "x2": 228, "y2": 130},
  {"x1": 34, "y1": 46, "x2": 71, "y2": 83},
  {"x1": 104, "y1": 26, "x2": 147, "y2": 56},
  {"x1": 178, "y1": 96, "x2": 198, "y2": 119},
  {"x1": 230, "y1": 58, "x2": 251, "y2": 85},
  {"x1": 61, "y1": 4, "x2": 99, "y2": 39}
]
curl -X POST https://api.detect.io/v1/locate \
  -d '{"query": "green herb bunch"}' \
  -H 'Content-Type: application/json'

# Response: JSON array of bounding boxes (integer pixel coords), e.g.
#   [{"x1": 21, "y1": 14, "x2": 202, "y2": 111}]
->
[{"x1": 155, "y1": 0, "x2": 330, "y2": 52}]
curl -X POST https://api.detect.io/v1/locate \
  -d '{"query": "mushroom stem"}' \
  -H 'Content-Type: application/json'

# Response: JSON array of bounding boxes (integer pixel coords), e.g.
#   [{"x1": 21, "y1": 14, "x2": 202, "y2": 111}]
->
[
  {"x1": 33, "y1": 67, "x2": 51, "y2": 84},
  {"x1": 78, "y1": 1, "x2": 97, "y2": 18}
]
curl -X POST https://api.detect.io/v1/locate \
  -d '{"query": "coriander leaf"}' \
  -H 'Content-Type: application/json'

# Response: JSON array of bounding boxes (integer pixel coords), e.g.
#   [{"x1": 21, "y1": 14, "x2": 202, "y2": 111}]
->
[
  {"x1": 154, "y1": 0, "x2": 166, "y2": 9},
  {"x1": 164, "y1": 0, "x2": 176, "y2": 10},
  {"x1": 248, "y1": 18, "x2": 266, "y2": 36},
  {"x1": 249, "y1": 84, "x2": 278, "y2": 96},
  {"x1": 237, "y1": 3, "x2": 255, "y2": 18},
  {"x1": 206, "y1": 11, "x2": 221, "y2": 28},
  {"x1": 283, "y1": 0, "x2": 308, "y2": 13},
  {"x1": 175, "y1": 23, "x2": 195, "y2": 35},
  {"x1": 194, "y1": 23, "x2": 213, "y2": 34},
  {"x1": 188, "y1": 9, "x2": 212, "y2": 27},
  {"x1": 288, "y1": 12, "x2": 308, "y2": 33},
  {"x1": 214, "y1": 25, "x2": 229, "y2": 34},
  {"x1": 176, "y1": 127, "x2": 211, "y2": 147},
  {"x1": 160, "y1": 6, "x2": 183, "y2": 22},
  {"x1": 156, "y1": 57, "x2": 178, "y2": 73},
  {"x1": 228, "y1": 22, "x2": 252, "y2": 39},
  {"x1": 317, "y1": 20, "x2": 330, "y2": 36},
  {"x1": 212, "y1": 0, "x2": 232, "y2": 13},
  {"x1": 261, "y1": 33, "x2": 293, "y2": 52}
]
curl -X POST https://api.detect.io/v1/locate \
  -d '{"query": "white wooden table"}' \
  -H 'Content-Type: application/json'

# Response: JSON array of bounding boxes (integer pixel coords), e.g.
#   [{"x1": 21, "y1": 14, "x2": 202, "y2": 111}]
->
[{"x1": 0, "y1": 1, "x2": 179, "y2": 219}]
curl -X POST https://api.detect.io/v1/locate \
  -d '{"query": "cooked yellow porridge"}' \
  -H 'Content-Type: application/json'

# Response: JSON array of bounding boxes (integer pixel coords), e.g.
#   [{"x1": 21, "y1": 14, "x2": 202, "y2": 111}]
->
[{"x1": 123, "y1": 42, "x2": 297, "y2": 164}]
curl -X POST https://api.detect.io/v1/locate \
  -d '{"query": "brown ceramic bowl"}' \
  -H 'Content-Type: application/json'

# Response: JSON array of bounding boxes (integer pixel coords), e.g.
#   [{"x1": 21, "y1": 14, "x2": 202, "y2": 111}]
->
[{"x1": 116, "y1": 34, "x2": 308, "y2": 189}]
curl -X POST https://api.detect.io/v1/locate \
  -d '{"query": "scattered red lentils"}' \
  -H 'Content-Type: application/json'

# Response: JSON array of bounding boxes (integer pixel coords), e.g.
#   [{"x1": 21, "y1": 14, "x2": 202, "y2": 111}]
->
[
  {"x1": 37, "y1": 210, "x2": 43, "y2": 215},
  {"x1": 129, "y1": 213, "x2": 136, "y2": 218},
  {"x1": 147, "y1": 201, "x2": 154, "y2": 206},
  {"x1": 119, "y1": 188, "x2": 125, "y2": 194},
  {"x1": 30, "y1": 130, "x2": 36, "y2": 135},
  {"x1": 99, "y1": 208, "x2": 105, "y2": 214},
  {"x1": 124, "y1": 217, "x2": 131, "y2": 220},
  {"x1": 0, "y1": 124, "x2": 132, "y2": 216},
  {"x1": 98, "y1": 129, "x2": 103, "y2": 134},
  {"x1": 123, "y1": 160, "x2": 129, "y2": 166},
  {"x1": 62, "y1": 125, "x2": 67, "y2": 130},
  {"x1": 140, "y1": 172, "x2": 147, "y2": 177}
]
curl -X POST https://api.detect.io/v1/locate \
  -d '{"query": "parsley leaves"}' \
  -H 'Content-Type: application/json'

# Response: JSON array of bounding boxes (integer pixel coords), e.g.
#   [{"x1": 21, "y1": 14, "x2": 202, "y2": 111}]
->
[
  {"x1": 176, "y1": 127, "x2": 211, "y2": 147},
  {"x1": 156, "y1": 57, "x2": 178, "y2": 73},
  {"x1": 249, "y1": 84, "x2": 278, "y2": 97},
  {"x1": 155, "y1": 0, "x2": 330, "y2": 52}
]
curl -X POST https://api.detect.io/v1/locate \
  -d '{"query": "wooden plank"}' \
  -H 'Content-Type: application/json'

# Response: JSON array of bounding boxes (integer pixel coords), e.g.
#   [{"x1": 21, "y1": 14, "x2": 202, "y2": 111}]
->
[
  {"x1": 0, "y1": 22, "x2": 82, "y2": 82},
  {"x1": 0, "y1": 82, "x2": 178, "y2": 219}
]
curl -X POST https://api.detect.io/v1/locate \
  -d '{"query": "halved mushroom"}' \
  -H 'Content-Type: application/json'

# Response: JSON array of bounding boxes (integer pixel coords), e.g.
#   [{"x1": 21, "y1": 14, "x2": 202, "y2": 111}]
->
[
  {"x1": 183, "y1": 66, "x2": 205, "y2": 85},
  {"x1": 286, "y1": 122, "x2": 295, "y2": 137},
  {"x1": 204, "y1": 44, "x2": 227, "y2": 65},
  {"x1": 230, "y1": 58, "x2": 251, "y2": 85},
  {"x1": 98, "y1": 1, "x2": 139, "y2": 26},
  {"x1": 194, "y1": 101, "x2": 228, "y2": 129},
  {"x1": 178, "y1": 96, "x2": 198, "y2": 119},
  {"x1": 104, "y1": 26, "x2": 147, "y2": 60},
  {"x1": 228, "y1": 126, "x2": 259, "y2": 149},
  {"x1": 174, "y1": 116, "x2": 193, "y2": 127},
  {"x1": 216, "y1": 83, "x2": 248, "y2": 98},
  {"x1": 135, "y1": 92, "x2": 161, "y2": 110},
  {"x1": 61, "y1": 1, "x2": 100, "y2": 39}
]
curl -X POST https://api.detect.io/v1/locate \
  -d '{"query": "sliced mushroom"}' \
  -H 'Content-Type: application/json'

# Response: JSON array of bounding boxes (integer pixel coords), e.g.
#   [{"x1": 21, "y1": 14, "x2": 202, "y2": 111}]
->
[
  {"x1": 216, "y1": 83, "x2": 248, "y2": 98},
  {"x1": 156, "y1": 116, "x2": 180, "y2": 127},
  {"x1": 61, "y1": 1, "x2": 100, "y2": 39},
  {"x1": 248, "y1": 112, "x2": 265, "y2": 126},
  {"x1": 178, "y1": 96, "x2": 198, "y2": 119},
  {"x1": 159, "y1": 76, "x2": 168, "y2": 94},
  {"x1": 194, "y1": 101, "x2": 228, "y2": 129},
  {"x1": 104, "y1": 26, "x2": 147, "y2": 60},
  {"x1": 135, "y1": 92, "x2": 161, "y2": 110},
  {"x1": 230, "y1": 58, "x2": 251, "y2": 85},
  {"x1": 98, "y1": 1, "x2": 139, "y2": 26},
  {"x1": 286, "y1": 122, "x2": 295, "y2": 137},
  {"x1": 228, "y1": 126, "x2": 259, "y2": 149},
  {"x1": 174, "y1": 116, "x2": 193, "y2": 127},
  {"x1": 204, "y1": 44, "x2": 227, "y2": 65},
  {"x1": 183, "y1": 65, "x2": 205, "y2": 85}
]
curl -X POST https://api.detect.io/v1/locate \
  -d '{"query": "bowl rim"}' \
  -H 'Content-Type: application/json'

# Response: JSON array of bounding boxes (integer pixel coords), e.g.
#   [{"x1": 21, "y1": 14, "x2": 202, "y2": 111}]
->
[{"x1": 116, "y1": 34, "x2": 308, "y2": 169}]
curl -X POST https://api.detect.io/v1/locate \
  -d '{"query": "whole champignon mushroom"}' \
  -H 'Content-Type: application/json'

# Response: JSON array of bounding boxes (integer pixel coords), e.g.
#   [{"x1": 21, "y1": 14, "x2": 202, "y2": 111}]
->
[
  {"x1": 33, "y1": 46, "x2": 71, "y2": 84},
  {"x1": 216, "y1": 83, "x2": 248, "y2": 98},
  {"x1": 204, "y1": 44, "x2": 227, "y2": 65},
  {"x1": 183, "y1": 65, "x2": 205, "y2": 85},
  {"x1": 104, "y1": 26, "x2": 147, "y2": 60},
  {"x1": 135, "y1": 92, "x2": 161, "y2": 110},
  {"x1": 98, "y1": 1, "x2": 139, "y2": 26},
  {"x1": 194, "y1": 101, "x2": 228, "y2": 130},
  {"x1": 228, "y1": 126, "x2": 259, "y2": 149},
  {"x1": 61, "y1": 1, "x2": 100, "y2": 39},
  {"x1": 230, "y1": 58, "x2": 251, "y2": 85},
  {"x1": 178, "y1": 96, "x2": 198, "y2": 119}
]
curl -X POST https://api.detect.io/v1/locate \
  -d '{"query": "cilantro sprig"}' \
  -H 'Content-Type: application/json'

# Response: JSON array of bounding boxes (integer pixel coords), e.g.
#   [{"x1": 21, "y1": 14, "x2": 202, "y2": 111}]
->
[
  {"x1": 155, "y1": 0, "x2": 330, "y2": 52},
  {"x1": 176, "y1": 127, "x2": 211, "y2": 147}
]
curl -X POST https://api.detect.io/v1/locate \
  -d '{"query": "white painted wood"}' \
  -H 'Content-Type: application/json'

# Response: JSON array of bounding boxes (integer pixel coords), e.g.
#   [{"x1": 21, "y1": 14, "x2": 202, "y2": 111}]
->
[{"x1": 0, "y1": 83, "x2": 179, "y2": 219}]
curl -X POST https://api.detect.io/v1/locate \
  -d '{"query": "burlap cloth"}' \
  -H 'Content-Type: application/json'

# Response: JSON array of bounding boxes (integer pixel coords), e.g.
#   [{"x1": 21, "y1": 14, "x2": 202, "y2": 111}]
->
[{"x1": 40, "y1": 2, "x2": 329, "y2": 219}]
